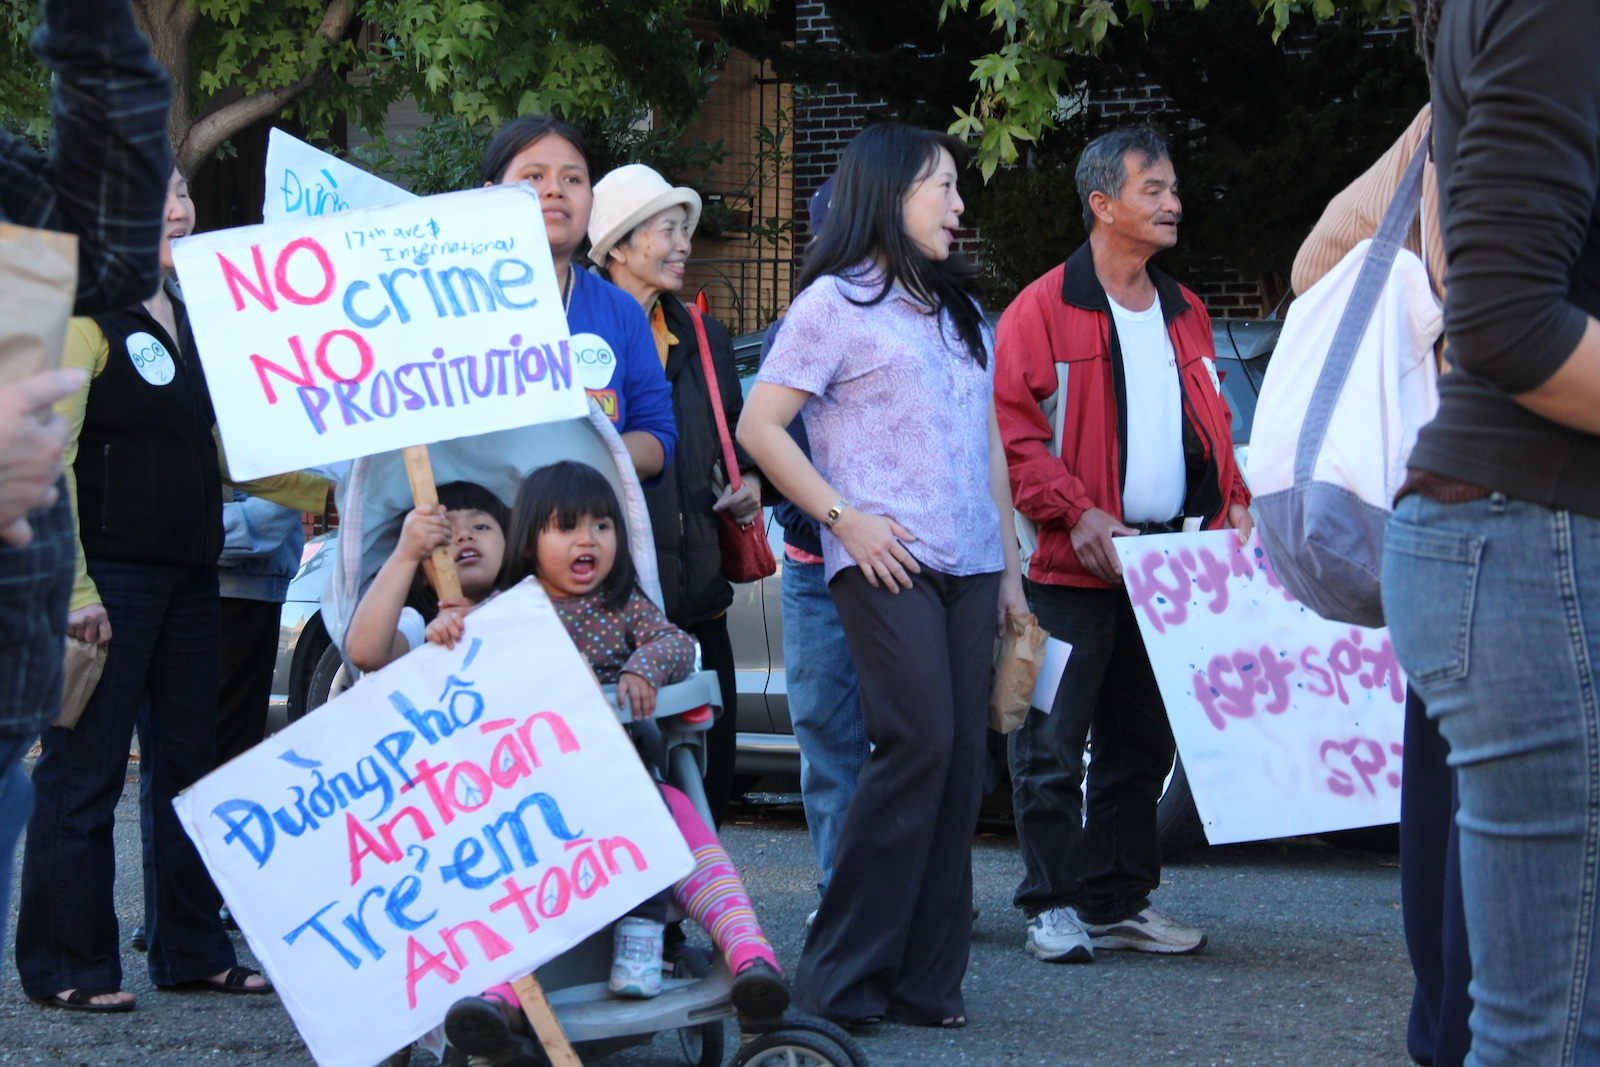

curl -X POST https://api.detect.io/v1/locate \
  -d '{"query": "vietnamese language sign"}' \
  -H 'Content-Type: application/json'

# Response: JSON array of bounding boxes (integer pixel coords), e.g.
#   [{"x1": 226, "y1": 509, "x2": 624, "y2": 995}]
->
[
  {"x1": 171, "y1": 184, "x2": 587, "y2": 479},
  {"x1": 263, "y1": 129, "x2": 414, "y2": 223},
  {"x1": 1113, "y1": 531, "x2": 1406, "y2": 844},
  {"x1": 175, "y1": 582, "x2": 692, "y2": 1067}
]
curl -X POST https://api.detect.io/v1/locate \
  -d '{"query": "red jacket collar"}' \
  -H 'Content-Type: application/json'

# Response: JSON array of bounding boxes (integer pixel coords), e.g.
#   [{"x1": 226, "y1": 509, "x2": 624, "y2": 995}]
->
[{"x1": 1058, "y1": 241, "x2": 1192, "y2": 327}]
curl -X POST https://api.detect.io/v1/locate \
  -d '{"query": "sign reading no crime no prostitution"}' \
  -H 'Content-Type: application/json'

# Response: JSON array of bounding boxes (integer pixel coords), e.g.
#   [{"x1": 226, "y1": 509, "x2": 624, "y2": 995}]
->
[
  {"x1": 1113, "y1": 531, "x2": 1407, "y2": 845},
  {"x1": 171, "y1": 184, "x2": 587, "y2": 479},
  {"x1": 175, "y1": 581, "x2": 693, "y2": 1067}
]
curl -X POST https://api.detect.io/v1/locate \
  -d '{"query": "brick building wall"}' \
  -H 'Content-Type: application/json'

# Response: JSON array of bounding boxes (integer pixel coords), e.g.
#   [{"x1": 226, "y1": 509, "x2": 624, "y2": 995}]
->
[{"x1": 785, "y1": 0, "x2": 1271, "y2": 318}]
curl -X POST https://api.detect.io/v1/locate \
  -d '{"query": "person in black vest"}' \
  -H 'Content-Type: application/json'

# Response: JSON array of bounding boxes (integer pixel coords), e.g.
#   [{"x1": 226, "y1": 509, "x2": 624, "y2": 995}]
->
[
  {"x1": 16, "y1": 168, "x2": 327, "y2": 1012},
  {"x1": 588, "y1": 164, "x2": 764, "y2": 826}
]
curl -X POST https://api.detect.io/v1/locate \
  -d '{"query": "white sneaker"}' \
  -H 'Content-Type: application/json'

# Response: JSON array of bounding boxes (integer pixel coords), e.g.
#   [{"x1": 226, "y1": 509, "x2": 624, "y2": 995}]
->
[
  {"x1": 608, "y1": 917, "x2": 665, "y2": 997},
  {"x1": 1084, "y1": 906, "x2": 1207, "y2": 955},
  {"x1": 804, "y1": 909, "x2": 817, "y2": 931},
  {"x1": 1025, "y1": 906, "x2": 1094, "y2": 963}
]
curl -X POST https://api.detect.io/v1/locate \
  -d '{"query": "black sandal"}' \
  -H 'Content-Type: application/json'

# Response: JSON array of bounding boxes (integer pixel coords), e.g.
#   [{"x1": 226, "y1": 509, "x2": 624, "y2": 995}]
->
[
  {"x1": 38, "y1": 988, "x2": 135, "y2": 1013},
  {"x1": 181, "y1": 966, "x2": 274, "y2": 995}
]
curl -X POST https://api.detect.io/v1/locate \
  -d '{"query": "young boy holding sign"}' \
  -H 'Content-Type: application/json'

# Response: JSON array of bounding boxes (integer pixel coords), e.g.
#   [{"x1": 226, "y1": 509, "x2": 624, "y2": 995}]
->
[{"x1": 344, "y1": 467, "x2": 787, "y2": 1064}]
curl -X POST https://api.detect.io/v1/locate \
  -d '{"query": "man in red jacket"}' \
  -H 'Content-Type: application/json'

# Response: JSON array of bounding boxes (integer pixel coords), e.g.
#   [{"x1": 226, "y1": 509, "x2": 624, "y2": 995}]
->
[{"x1": 995, "y1": 127, "x2": 1251, "y2": 964}]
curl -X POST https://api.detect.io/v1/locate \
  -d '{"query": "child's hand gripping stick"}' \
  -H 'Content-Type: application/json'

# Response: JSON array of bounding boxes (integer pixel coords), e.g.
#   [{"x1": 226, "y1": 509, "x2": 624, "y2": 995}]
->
[{"x1": 403, "y1": 445, "x2": 463, "y2": 599}]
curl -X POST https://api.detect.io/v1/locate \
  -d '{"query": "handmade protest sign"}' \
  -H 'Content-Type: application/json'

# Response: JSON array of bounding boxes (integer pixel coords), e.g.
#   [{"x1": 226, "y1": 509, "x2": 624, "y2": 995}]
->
[
  {"x1": 1113, "y1": 531, "x2": 1406, "y2": 844},
  {"x1": 171, "y1": 184, "x2": 587, "y2": 479},
  {"x1": 175, "y1": 581, "x2": 693, "y2": 1067},
  {"x1": 264, "y1": 128, "x2": 413, "y2": 223}
]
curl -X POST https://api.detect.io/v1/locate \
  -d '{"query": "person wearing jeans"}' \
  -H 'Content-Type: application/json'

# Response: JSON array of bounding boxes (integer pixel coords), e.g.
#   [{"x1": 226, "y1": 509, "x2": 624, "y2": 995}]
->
[
  {"x1": 1382, "y1": 0, "x2": 1600, "y2": 1061},
  {"x1": 762, "y1": 307, "x2": 867, "y2": 899}
]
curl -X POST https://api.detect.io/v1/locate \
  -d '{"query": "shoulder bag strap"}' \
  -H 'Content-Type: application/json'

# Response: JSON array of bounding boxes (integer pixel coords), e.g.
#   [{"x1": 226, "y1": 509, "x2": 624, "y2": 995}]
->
[
  {"x1": 1294, "y1": 135, "x2": 1431, "y2": 486},
  {"x1": 687, "y1": 303, "x2": 742, "y2": 494}
]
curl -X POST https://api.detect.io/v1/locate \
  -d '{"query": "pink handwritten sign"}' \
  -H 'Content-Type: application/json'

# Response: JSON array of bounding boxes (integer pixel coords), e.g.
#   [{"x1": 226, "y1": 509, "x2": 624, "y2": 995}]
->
[
  {"x1": 1114, "y1": 531, "x2": 1405, "y2": 845},
  {"x1": 174, "y1": 581, "x2": 691, "y2": 1067}
]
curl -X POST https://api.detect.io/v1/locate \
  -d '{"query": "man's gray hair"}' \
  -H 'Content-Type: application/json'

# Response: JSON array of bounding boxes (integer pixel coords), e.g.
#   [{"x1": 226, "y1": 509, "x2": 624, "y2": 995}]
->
[{"x1": 1075, "y1": 127, "x2": 1171, "y2": 230}]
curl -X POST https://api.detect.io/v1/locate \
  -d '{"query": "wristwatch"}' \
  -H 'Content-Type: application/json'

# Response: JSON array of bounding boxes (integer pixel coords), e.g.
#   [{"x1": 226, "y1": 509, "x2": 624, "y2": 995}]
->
[{"x1": 824, "y1": 500, "x2": 849, "y2": 530}]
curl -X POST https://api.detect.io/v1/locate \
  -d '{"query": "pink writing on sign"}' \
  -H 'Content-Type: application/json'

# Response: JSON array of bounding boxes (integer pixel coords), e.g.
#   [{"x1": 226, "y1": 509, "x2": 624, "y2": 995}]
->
[
  {"x1": 1320, "y1": 738, "x2": 1405, "y2": 798},
  {"x1": 1193, "y1": 629, "x2": 1404, "y2": 732},
  {"x1": 1125, "y1": 539, "x2": 1294, "y2": 635}
]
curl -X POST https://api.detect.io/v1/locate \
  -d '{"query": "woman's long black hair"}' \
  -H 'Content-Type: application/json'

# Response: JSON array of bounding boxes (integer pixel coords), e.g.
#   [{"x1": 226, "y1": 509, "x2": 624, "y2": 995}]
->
[
  {"x1": 498, "y1": 460, "x2": 637, "y2": 610},
  {"x1": 799, "y1": 123, "x2": 988, "y2": 367}
]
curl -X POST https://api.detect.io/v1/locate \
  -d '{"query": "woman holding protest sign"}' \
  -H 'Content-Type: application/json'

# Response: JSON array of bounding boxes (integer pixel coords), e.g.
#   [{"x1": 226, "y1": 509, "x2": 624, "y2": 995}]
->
[
  {"x1": 17, "y1": 167, "x2": 327, "y2": 1012},
  {"x1": 588, "y1": 164, "x2": 763, "y2": 825},
  {"x1": 481, "y1": 117, "x2": 677, "y2": 483},
  {"x1": 737, "y1": 124, "x2": 1025, "y2": 1028}
]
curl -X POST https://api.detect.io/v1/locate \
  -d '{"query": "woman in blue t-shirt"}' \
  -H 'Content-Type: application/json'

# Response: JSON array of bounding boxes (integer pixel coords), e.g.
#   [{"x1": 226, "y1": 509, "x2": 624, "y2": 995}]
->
[{"x1": 480, "y1": 117, "x2": 676, "y2": 480}]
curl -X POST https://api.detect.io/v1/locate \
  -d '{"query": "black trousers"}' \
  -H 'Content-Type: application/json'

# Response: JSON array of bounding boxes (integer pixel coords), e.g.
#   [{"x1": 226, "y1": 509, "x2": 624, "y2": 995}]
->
[
  {"x1": 1009, "y1": 580, "x2": 1174, "y2": 925},
  {"x1": 1400, "y1": 686, "x2": 1472, "y2": 1067},
  {"x1": 793, "y1": 566, "x2": 998, "y2": 1025},
  {"x1": 685, "y1": 615, "x2": 737, "y2": 828},
  {"x1": 215, "y1": 597, "x2": 281, "y2": 767}
]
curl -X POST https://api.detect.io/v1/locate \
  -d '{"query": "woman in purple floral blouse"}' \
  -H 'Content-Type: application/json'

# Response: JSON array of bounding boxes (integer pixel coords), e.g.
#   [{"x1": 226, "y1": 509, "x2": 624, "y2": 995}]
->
[{"x1": 738, "y1": 123, "x2": 1025, "y2": 1030}]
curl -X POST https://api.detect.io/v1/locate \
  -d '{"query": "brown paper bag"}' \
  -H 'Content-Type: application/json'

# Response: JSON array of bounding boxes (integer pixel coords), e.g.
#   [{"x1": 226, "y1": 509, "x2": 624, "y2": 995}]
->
[
  {"x1": 0, "y1": 222, "x2": 78, "y2": 384},
  {"x1": 990, "y1": 611, "x2": 1048, "y2": 734},
  {"x1": 55, "y1": 637, "x2": 107, "y2": 729}
]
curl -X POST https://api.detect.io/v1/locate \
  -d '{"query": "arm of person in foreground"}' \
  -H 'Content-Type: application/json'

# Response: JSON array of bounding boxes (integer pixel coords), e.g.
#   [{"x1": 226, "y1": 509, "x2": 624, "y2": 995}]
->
[
  {"x1": 988, "y1": 404, "x2": 1027, "y2": 632},
  {"x1": 53, "y1": 319, "x2": 109, "y2": 642},
  {"x1": 216, "y1": 428, "x2": 331, "y2": 513},
  {"x1": 614, "y1": 298, "x2": 675, "y2": 481},
  {"x1": 4, "y1": 0, "x2": 172, "y2": 314},
  {"x1": 1438, "y1": 0, "x2": 1600, "y2": 434},
  {"x1": 0, "y1": 369, "x2": 83, "y2": 548},
  {"x1": 345, "y1": 506, "x2": 450, "y2": 672},
  {"x1": 736, "y1": 381, "x2": 921, "y2": 592}
]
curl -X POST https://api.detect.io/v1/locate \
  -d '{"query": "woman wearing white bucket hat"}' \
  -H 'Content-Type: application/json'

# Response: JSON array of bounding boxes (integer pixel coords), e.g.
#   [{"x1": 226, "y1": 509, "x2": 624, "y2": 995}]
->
[{"x1": 590, "y1": 163, "x2": 763, "y2": 826}]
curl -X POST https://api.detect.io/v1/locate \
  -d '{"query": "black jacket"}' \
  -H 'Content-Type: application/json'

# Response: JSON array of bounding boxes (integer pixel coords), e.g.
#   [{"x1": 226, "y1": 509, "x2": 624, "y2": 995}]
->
[
  {"x1": 75, "y1": 284, "x2": 223, "y2": 567},
  {"x1": 644, "y1": 297, "x2": 752, "y2": 628}
]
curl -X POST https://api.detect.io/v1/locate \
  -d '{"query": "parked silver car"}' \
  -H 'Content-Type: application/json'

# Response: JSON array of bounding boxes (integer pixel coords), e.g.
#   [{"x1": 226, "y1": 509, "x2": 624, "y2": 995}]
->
[{"x1": 268, "y1": 317, "x2": 1283, "y2": 850}]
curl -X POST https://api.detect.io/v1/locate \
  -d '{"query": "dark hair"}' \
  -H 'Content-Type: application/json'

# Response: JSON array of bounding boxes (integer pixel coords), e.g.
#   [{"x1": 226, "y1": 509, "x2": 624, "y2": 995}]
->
[
  {"x1": 1075, "y1": 127, "x2": 1170, "y2": 230},
  {"x1": 404, "y1": 481, "x2": 511, "y2": 619},
  {"x1": 1414, "y1": 0, "x2": 1444, "y2": 79},
  {"x1": 499, "y1": 461, "x2": 637, "y2": 611},
  {"x1": 480, "y1": 116, "x2": 597, "y2": 186},
  {"x1": 798, "y1": 123, "x2": 988, "y2": 368}
]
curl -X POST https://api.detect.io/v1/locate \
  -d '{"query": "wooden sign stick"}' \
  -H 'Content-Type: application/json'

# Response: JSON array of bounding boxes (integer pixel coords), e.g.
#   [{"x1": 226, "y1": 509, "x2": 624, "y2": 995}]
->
[
  {"x1": 401, "y1": 445, "x2": 463, "y2": 601},
  {"x1": 513, "y1": 974, "x2": 584, "y2": 1067},
  {"x1": 402, "y1": 445, "x2": 581, "y2": 1065}
]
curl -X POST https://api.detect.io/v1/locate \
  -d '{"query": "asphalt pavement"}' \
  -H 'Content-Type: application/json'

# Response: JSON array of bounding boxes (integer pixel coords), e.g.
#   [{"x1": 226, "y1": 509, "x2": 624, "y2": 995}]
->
[{"x1": 0, "y1": 762, "x2": 1416, "y2": 1067}]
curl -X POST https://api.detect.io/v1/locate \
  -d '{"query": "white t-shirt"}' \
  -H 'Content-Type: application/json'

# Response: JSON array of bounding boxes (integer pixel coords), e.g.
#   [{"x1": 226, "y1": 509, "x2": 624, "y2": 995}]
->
[
  {"x1": 1109, "y1": 295, "x2": 1185, "y2": 524},
  {"x1": 396, "y1": 606, "x2": 426, "y2": 652}
]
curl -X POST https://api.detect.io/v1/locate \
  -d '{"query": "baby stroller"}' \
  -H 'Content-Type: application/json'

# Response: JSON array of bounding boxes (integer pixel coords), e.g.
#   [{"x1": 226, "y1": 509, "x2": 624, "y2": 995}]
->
[{"x1": 322, "y1": 405, "x2": 869, "y2": 1067}]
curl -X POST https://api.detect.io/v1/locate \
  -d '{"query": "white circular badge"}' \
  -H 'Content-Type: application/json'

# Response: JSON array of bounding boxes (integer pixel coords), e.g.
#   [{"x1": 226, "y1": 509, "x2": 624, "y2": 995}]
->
[
  {"x1": 569, "y1": 332, "x2": 619, "y2": 391},
  {"x1": 125, "y1": 332, "x2": 176, "y2": 386}
]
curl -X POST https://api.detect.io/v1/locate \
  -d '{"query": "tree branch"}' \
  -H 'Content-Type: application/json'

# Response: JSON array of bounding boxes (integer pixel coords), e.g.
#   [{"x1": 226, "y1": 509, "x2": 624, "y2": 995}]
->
[{"x1": 175, "y1": 0, "x2": 356, "y2": 174}]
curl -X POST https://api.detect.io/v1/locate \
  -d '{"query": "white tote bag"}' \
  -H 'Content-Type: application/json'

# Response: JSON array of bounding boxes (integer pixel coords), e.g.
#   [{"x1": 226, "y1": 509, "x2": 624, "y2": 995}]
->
[{"x1": 1249, "y1": 141, "x2": 1441, "y2": 628}]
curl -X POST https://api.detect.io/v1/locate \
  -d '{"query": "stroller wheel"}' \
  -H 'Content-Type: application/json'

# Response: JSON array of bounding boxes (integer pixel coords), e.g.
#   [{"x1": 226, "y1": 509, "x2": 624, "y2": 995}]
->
[
  {"x1": 731, "y1": 1030, "x2": 865, "y2": 1067},
  {"x1": 750, "y1": 1016, "x2": 867, "y2": 1066},
  {"x1": 671, "y1": 946, "x2": 727, "y2": 1067}
]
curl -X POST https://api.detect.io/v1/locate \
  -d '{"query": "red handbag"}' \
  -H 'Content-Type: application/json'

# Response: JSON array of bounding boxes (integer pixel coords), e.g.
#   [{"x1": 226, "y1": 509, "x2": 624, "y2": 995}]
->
[{"x1": 688, "y1": 305, "x2": 777, "y2": 584}]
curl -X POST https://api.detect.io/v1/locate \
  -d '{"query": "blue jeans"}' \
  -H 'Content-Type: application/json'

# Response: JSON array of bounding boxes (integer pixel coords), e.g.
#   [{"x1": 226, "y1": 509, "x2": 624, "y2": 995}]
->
[
  {"x1": 1384, "y1": 494, "x2": 1600, "y2": 1066},
  {"x1": 16, "y1": 560, "x2": 236, "y2": 997},
  {"x1": 0, "y1": 735, "x2": 34, "y2": 979},
  {"x1": 781, "y1": 559, "x2": 865, "y2": 894}
]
